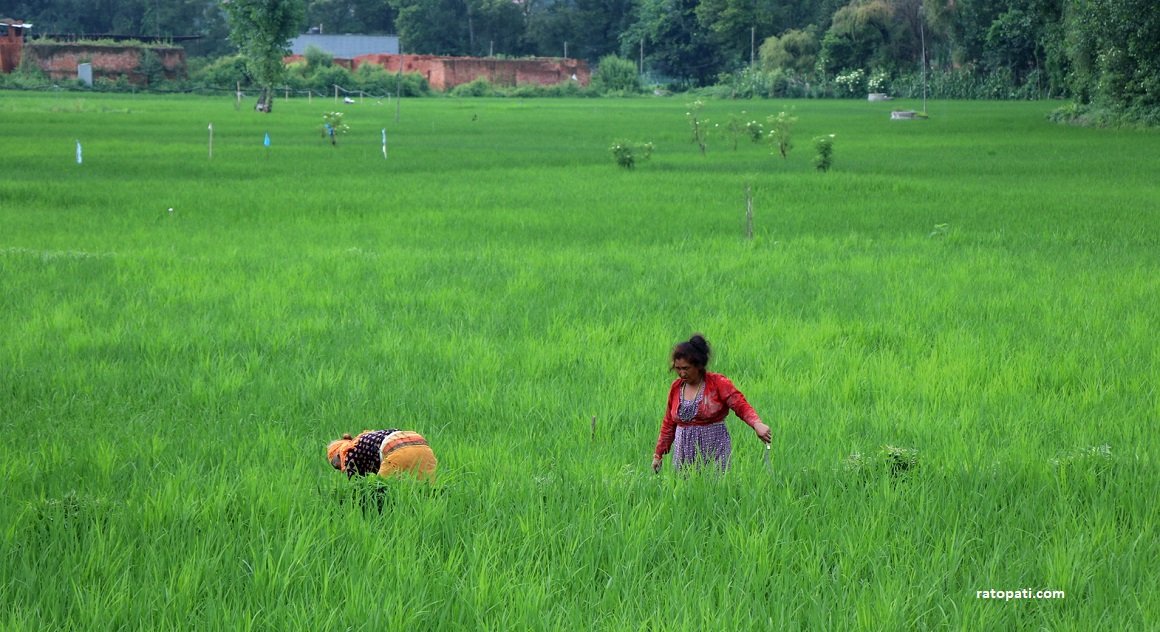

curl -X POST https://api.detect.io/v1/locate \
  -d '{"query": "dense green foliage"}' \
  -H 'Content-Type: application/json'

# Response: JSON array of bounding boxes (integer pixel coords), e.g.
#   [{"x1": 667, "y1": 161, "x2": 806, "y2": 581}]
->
[
  {"x1": 4, "y1": 0, "x2": 1155, "y2": 120},
  {"x1": 591, "y1": 55, "x2": 642, "y2": 95},
  {"x1": 1, "y1": 92, "x2": 1158, "y2": 629},
  {"x1": 5, "y1": 0, "x2": 1158, "y2": 119}
]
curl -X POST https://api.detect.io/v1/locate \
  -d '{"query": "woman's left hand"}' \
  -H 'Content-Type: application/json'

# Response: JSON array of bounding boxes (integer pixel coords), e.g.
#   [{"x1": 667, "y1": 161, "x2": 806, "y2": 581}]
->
[{"x1": 753, "y1": 422, "x2": 772, "y2": 444}]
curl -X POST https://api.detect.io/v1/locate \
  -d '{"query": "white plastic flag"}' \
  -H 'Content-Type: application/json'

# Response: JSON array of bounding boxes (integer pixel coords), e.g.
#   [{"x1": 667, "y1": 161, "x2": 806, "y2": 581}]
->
[
  {"x1": 382, "y1": 128, "x2": 387, "y2": 159},
  {"x1": 76, "y1": 140, "x2": 82, "y2": 164}
]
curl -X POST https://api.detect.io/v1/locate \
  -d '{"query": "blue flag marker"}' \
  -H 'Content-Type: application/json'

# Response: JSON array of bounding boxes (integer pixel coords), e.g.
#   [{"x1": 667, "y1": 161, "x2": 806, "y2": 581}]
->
[
  {"x1": 76, "y1": 140, "x2": 83, "y2": 164},
  {"x1": 263, "y1": 132, "x2": 271, "y2": 147}
]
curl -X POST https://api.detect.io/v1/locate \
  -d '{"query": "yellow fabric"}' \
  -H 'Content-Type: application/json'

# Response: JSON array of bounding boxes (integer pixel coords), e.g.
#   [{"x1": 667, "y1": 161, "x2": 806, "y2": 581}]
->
[
  {"x1": 327, "y1": 436, "x2": 355, "y2": 470},
  {"x1": 379, "y1": 444, "x2": 438, "y2": 481}
]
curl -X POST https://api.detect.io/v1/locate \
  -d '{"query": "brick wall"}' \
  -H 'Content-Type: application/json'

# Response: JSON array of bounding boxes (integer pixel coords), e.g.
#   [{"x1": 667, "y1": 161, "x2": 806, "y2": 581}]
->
[
  {"x1": 0, "y1": 22, "x2": 29, "y2": 72},
  {"x1": 351, "y1": 54, "x2": 589, "y2": 91},
  {"x1": 26, "y1": 43, "x2": 185, "y2": 84}
]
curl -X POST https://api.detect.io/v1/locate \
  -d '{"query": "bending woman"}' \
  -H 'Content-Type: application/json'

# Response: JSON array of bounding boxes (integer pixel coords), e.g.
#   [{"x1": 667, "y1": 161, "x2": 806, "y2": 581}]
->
[
  {"x1": 327, "y1": 428, "x2": 437, "y2": 481},
  {"x1": 652, "y1": 334, "x2": 771, "y2": 473}
]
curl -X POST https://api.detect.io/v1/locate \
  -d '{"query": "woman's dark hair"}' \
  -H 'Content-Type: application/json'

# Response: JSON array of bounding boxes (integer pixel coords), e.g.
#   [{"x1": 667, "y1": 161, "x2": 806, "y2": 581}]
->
[{"x1": 671, "y1": 333, "x2": 711, "y2": 369}]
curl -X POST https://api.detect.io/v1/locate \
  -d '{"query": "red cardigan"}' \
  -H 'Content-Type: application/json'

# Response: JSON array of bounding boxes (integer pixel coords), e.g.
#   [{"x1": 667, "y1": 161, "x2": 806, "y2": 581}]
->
[{"x1": 654, "y1": 372, "x2": 762, "y2": 458}]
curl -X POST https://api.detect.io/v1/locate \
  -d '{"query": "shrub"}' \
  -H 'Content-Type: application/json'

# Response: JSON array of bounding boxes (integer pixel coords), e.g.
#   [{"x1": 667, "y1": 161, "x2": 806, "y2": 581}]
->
[
  {"x1": 395, "y1": 72, "x2": 430, "y2": 97},
  {"x1": 138, "y1": 50, "x2": 166, "y2": 87},
  {"x1": 686, "y1": 100, "x2": 708, "y2": 155},
  {"x1": 767, "y1": 111, "x2": 796, "y2": 159},
  {"x1": 813, "y1": 134, "x2": 835, "y2": 172},
  {"x1": 309, "y1": 65, "x2": 355, "y2": 95},
  {"x1": 610, "y1": 140, "x2": 654, "y2": 169},
  {"x1": 321, "y1": 111, "x2": 350, "y2": 145},
  {"x1": 833, "y1": 68, "x2": 866, "y2": 97},
  {"x1": 450, "y1": 76, "x2": 497, "y2": 97},
  {"x1": 592, "y1": 55, "x2": 640, "y2": 95},
  {"x1": 191, "y1": 55, "x2": 250, "y2": 89},
  {"x1": 304, "y1": 45, "x2": 333, "y2": 72},
  {"x1": 353, "y1": 63, "x2": 396, "y2": 95}
]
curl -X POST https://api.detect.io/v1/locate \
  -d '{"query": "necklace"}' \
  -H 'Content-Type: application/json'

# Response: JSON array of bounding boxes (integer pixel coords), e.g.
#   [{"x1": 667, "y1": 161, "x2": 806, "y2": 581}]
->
[{"x1": 677, "y1": 380, "x2": 705, "y2": 422}]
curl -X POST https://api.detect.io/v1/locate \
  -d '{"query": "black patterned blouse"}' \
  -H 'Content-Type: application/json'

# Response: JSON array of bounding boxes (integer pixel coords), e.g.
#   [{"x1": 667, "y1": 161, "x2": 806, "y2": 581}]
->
[{"x1": 344, "y1": 428, "x2": 400, "y2": 478}]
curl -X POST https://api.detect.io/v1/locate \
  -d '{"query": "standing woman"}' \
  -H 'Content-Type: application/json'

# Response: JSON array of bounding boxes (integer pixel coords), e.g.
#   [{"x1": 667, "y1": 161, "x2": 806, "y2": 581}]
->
[{"x1": 652, "y1": 334, "x2": 771, "y2": 473}]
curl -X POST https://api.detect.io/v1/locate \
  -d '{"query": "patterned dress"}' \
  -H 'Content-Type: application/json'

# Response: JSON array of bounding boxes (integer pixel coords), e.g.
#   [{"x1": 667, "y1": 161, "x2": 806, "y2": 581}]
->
[
  {"x1": 343, "y1": 429, "x2": 400, "y2": 477},
  {"x1": 654, "y1": 372, "x2": 763, "y2": 472},
  {"x1": 340, "y1": 429, "x2": 437, "y2": 480}
]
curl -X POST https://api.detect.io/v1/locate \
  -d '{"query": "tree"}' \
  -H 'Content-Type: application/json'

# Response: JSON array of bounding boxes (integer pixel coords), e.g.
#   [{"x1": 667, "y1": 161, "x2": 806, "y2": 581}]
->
[
  {"x1": 305, "y1": 0, "x2": 397, "y2": 34},
  {"x1": 389, "y1": 0, "x2": 470, "y2": 54},
  {"x1": 759, "y1": 27, "x2": 820, "y2": 74},
  {"x1": 591, "y1": 54, "x2": 641, "y2": 93},
  {"x1": 1065, "y1": 0, "x2": 1160, "y2": 116},
  {"x1": 222, "y1": 0, "x2": 306, "y2": 113},
  {"x1": 626, "y1": 0, "x2": 726, "y2": 86},
  {"x1": 819, "y1": 0, "x2": 906, "y2": 75}
]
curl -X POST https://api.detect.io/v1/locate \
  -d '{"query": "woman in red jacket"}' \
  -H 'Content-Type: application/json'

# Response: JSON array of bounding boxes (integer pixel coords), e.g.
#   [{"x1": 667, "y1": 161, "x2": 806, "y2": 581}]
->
[{"x1": 652, "y1": 334, "x2": 771, "y2": 473}]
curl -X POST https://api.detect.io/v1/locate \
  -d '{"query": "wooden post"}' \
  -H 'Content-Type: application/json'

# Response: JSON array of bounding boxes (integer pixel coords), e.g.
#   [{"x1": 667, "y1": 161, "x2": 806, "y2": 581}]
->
[
  {"x1": 745, "y1": 183, "x2": 754, "y2": 240},
  {"x1": 591, "y1": 416, "x2": 597, "y2": 441}
]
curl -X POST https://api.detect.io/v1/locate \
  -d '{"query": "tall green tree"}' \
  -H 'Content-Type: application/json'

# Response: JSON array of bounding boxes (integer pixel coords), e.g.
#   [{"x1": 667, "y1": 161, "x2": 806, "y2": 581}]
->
[
  {"x1": 625, "y1": 0, "x2": 725, "y2": 86},
  {"x1": 389, "y1": 0, "x2": 469, "y2": 54},
  {"x1": 305, "y1": 0, "x2": 397, "y2": 34},
  {"x1": 1065, "y1": 0, "x2": 1160, "y2": 115},
  {"x1": 221, "y1": 0, "x2": 306, "y2": 112},
  {"x1": 819, "y1": 0, "x2": 901, "y2": 75}
]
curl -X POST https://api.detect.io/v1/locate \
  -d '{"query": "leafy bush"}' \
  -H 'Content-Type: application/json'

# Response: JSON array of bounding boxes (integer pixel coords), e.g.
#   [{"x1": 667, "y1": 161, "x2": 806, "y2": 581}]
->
[
  {"x1": 391, "y1": 72, "x2": 430, "y2": 97},
  {"x1": 309, "y1": 65, "x2": 355, "y2": 94},
  {"x1": 0, "y1": 68, "x2": 51, "y2": 89},
  {"x1": 353, "y1": 63, "x2": 396, "y2": 94},
  {"x1": 450, "y1": 76, "x2": 498, "y2": 97},
  {"x1": 767, "y1": 111, "x2": 796, "y2": 159},
  {"x1": 303, "y1": 45, "x2": 333, "y2": 72},
  {"x1": 191, "y1": 55, "x2": 250, "y2": 89},
  {"x1": 813, "y1": 134, "x2": 835, "y2": 172},
  {"x1": 833, "y1": 68, "x2": 866, "y2": 97},
  {"x1": 610, "y1": 140, "x2": 653, "y2": 168},
  {"x1": 138, "y1": 50, "x2": 166, "y2": 87},
  {"x1": 321, "y1": 111, "x2": 350, "y2": 145},
  {"x1": 592, "y1": 55, "x2": 640, "y2": 95},
  {"x1": 686, "y1": 100, "x2": 708, "y2": 154}
]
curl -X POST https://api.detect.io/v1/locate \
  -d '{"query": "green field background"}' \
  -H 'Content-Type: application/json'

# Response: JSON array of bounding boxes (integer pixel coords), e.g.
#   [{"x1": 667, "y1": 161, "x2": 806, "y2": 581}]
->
[{"x1": 1, "y1": 91, "x2": 1158, "y2": 629}]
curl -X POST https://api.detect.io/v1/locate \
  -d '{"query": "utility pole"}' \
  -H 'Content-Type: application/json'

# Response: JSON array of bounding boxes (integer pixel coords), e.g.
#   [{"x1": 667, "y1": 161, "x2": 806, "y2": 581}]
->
[
  {"x1": 750, "y1": 26, "x2": 755, "y2": 67},
  {"x1": 920, "y1": 6, "x2": 927, "y2": 114}
]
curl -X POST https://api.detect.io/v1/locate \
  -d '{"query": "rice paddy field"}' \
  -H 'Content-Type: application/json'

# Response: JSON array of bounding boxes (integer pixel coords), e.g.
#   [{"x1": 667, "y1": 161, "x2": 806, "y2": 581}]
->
[{"x1": 1, "y1": 90, "x2": 1158, "y2": 630}]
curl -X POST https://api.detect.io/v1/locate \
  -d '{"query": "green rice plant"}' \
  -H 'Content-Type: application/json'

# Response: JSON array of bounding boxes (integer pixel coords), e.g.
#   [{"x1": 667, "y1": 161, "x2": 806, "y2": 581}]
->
[{"x1": 0, "y1": 93, "x2": 1158, "y2": 630}]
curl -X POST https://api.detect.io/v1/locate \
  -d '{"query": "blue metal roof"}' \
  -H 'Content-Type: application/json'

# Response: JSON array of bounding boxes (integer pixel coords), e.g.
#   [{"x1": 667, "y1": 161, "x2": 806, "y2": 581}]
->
[{"x1": 289, "y1": 34, "x2": 399, "y2": 59}]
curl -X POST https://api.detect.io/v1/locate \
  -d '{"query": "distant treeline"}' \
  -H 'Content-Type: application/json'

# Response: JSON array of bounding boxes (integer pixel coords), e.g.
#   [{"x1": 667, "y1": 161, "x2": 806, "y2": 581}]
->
[{"x1": 4, "y1": 0, "x2": 1157, "y2": 121}]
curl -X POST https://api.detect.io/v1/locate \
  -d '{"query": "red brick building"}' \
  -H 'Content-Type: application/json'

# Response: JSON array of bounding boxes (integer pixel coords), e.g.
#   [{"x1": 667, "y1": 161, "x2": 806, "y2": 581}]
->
[
  {"x1": 27, "y1": 41, "x2": 185, "y2": 84},
  {"x1": 286, "y1": 52, "x2": 590, "y2": 92},
  {"x1": 0, "y1": 18, "x2": 32, "y2": 73}
]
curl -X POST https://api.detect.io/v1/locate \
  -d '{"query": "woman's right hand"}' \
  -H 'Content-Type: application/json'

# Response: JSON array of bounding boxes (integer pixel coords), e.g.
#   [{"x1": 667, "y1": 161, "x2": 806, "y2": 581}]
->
[{"x1": 652, "y1": 455, "x2": 663, "y2": 473}]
